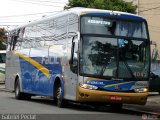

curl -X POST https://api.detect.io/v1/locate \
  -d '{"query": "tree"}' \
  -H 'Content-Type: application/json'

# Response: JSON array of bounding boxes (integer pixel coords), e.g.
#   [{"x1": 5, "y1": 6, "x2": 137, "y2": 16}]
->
[
  {"x1": 0, "y1": 28, "x2": 7, "y2": 50},
  {"x1": 64, "y1": 0, "x2": 137, "y2": 14}
]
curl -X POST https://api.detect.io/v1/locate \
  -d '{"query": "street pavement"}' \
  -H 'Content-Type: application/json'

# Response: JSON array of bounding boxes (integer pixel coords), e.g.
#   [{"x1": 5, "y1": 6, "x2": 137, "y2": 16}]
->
[
  {"x1": 0, "y1": 83, "x2": 160, "y2": 119},
  {"x1": 0, "y1": 90, "x2": 142, "y2": 120}
]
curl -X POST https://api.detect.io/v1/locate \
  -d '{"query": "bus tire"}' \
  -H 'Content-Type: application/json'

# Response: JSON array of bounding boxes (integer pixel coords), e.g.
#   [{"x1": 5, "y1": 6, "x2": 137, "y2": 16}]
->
[
  {"x1": 15, "y1": 78, "x2": 31, "y2": 100},
  {"x1": 110, "y1": 103, "x2": 123, "y2": 112},
  {"x1": 15, "y1": 78, "x2": 24, "y2": 100},
  {"x1": 55, "y1": 83, "x2": 67, "y2": 108}
]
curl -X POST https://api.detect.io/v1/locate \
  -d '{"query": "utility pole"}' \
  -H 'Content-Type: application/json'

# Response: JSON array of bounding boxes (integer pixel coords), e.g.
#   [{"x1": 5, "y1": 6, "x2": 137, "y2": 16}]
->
[{"x1": 137, "y1": 0, "x2": 139, "y2": 15}]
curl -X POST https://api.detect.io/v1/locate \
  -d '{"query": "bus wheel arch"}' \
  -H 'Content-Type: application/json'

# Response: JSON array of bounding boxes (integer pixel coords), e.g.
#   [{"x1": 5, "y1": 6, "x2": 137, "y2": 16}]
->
[
  {"x1": 14, "y1": 76, "x2": 19, "y2": 89},
  {"x1": 53, "y1": 77, "x2": 67, "y2": 108},
  {"x1": 14, "y1": 75, "x2": 31, "y2": 100}
]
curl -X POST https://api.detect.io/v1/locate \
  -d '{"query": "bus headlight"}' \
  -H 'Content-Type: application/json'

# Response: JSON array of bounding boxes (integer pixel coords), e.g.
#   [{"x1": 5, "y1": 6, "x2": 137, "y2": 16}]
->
[
  {"x1": 134, "y1": 88, "x2": 148, "y2": 93},
  {"x1": 80, "y1": 84, "x2": 98, "y2": 90}
]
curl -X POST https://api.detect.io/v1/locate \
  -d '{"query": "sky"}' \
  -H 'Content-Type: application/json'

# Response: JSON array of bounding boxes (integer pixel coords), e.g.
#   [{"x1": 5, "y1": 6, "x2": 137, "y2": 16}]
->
[{"x1": 0, "y1": 0, "x2": 68, "y2": 29}]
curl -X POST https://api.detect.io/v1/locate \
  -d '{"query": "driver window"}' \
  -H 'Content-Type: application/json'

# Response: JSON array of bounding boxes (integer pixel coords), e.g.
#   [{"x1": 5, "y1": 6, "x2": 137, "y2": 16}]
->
[{"x1": 70, "y1": 37, "x2": 78, "y2": 73}]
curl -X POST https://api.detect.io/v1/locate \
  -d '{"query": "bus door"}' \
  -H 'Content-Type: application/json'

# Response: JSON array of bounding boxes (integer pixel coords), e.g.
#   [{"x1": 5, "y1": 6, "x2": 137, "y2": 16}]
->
[{"x1": 63, "y1": 36, "x2": 79, "y2": 100}]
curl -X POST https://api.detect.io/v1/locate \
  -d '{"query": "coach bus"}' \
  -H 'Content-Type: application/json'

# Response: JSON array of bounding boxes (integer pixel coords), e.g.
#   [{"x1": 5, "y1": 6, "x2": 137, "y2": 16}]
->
[{"x1": 5, "y1": 8, "x2": 150, "y2": 110}]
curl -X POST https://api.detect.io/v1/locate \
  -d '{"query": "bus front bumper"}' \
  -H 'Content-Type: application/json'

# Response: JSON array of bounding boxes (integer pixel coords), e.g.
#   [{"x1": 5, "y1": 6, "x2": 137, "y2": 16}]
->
[{"x1": 77, "y1": 86, "x2": 148, "y2": 105}]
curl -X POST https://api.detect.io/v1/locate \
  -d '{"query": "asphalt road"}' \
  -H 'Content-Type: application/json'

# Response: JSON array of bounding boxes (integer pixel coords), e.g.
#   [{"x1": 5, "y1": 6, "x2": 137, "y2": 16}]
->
[{"x1": 0, "y1": 91, "x2": 145, "y2": 120}]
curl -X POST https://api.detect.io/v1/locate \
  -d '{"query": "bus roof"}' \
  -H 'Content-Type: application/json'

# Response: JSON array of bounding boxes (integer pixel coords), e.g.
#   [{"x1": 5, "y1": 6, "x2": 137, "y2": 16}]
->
[
  {"x1": 10, "y1": 7, "x2": 145, "y2": 31},
  {"x1": 71, "y1": 7, "x2": 145, "y2": 20}
]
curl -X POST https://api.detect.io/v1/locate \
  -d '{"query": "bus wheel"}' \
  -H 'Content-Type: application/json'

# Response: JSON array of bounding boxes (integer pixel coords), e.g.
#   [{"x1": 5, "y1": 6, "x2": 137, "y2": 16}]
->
[
  {"x1": 55, "y1": 83, "x2": 67, "y2": 108},
  {"x1": 110, "y1": 103, "x2": 123, "y2": 112},
  {"x1": 15, "y1": 79, "x2": 24, "y2": 100},
  {"x1": 15, "y1": 78, "x2": 31, "y2": 100}
]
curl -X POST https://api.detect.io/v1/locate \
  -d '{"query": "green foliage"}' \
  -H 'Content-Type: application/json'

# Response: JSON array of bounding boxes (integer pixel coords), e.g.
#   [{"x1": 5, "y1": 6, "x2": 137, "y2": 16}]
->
[
  {"x1": 64, "y1": 0, "x2": 137, "y2": 14},
  {"x1": 0, "y1": 28, "x2": 5, "y2": 36},
  {"x1": 0, "y1": 28, "x2": 7, "y2": 50},
  {"x1": 0, "y1": 41, "x2": 6, "y2": 50}
]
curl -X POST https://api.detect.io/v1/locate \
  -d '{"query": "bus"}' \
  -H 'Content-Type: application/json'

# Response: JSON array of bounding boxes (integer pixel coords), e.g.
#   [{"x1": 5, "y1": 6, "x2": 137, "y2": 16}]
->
[
  {"x1": 0, "y1": 50, "x2": 6, "y2": 83},
  {"x1": 5, "y1": 8, "x2": 151, "y2": 110}
]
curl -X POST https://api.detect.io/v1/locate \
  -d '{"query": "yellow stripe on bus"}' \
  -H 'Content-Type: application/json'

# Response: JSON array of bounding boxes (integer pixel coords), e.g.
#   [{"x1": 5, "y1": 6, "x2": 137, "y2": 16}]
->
[
  {"x1": 14, "y1": 52, "x2": 50, "y2": 79},
  {"x1": 104, "y1": 81, "x2": 134, "y2": 88}
]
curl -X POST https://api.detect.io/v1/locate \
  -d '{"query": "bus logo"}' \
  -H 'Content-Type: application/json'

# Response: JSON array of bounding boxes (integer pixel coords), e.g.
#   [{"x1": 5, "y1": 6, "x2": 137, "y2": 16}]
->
[{"x1": 115, "y1": 85, "x2": 119, "y2": 90}]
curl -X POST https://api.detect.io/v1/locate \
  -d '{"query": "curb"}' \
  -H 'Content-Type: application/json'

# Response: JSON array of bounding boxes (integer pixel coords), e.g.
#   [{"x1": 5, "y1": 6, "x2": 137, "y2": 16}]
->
[
  {"x1": 148, "y1": 92, "x2": 160, "y2": 96},
  {"x1": 0, "y1": 83, "x2": 5, "y2": 91},
  {"x1": 0, "y1": 88, "x2": 11, "y2": 92},
  {"x1": 0, "y1": 88, "x2": 6, "y2": 92},
  {"x1": 123, "y1": 106, "x2": 160, "y2": 118},
  {"x1": 147, "y1": 101, "x2": 160, "y2": 104}
]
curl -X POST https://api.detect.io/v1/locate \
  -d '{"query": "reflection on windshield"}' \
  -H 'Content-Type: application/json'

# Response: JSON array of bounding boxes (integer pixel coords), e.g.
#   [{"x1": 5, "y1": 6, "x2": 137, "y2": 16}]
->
[
  {"x1": 118, "y1": 39, "x2": 149, "y2": 78},
  {"x1": 80, "y1": 37, "x2": 117, "y2": 77},
  {"x1": 80, "y1": 36, "x2": 149, "y2": 79}
]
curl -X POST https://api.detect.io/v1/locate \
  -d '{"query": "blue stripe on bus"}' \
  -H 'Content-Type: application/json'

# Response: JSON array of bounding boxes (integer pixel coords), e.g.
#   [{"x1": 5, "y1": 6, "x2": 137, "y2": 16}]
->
[{"x1": 86, "y1": 80, "x2": 136, "y2": 92}]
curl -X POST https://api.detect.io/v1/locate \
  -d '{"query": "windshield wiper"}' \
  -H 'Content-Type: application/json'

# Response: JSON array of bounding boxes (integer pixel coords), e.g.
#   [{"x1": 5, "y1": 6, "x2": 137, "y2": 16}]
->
[
  {"x1": 99, "y1": 56, "x2": 115, "y2": 75},
  {"x1": 122, "y1": 58, "x2": 137, "y2": 80}
]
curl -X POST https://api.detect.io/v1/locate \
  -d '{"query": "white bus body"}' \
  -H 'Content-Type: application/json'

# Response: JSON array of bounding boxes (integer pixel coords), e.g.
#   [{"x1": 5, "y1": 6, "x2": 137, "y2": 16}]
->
[{"x1": 5, "y1": 8, "x2": 150, "y2": 108}]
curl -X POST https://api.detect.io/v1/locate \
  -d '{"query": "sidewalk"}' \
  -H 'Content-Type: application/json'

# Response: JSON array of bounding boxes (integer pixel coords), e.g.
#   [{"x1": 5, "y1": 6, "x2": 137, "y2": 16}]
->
[
  {"x1": 125, "y1": 96, "x2": 160, "y2": 115},
  {"x1": 0, "y1": 83, "x2": 9, "y2": 92}
]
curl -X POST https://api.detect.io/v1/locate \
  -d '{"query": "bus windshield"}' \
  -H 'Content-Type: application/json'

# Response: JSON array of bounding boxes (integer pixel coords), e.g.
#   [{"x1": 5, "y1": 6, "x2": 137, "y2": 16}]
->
[{"x1": 80, "y1": 16, "x2": 150, "y2": 80}]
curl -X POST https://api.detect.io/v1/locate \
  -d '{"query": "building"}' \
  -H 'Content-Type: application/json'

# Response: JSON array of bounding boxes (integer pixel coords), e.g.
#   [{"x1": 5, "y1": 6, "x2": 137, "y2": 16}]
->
[
  {"x1": 125, "y1": 0, "x2": 160, "y2": 60},
  {"x1": 138, "y1": 0, "x2": 160, "y2": 45}
]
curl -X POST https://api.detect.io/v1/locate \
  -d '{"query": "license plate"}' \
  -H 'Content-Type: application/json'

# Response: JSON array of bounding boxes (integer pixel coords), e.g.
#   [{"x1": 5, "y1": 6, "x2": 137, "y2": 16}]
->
[{"x1": 110, "y1": 96, "x2": 122, "y2": 101}]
